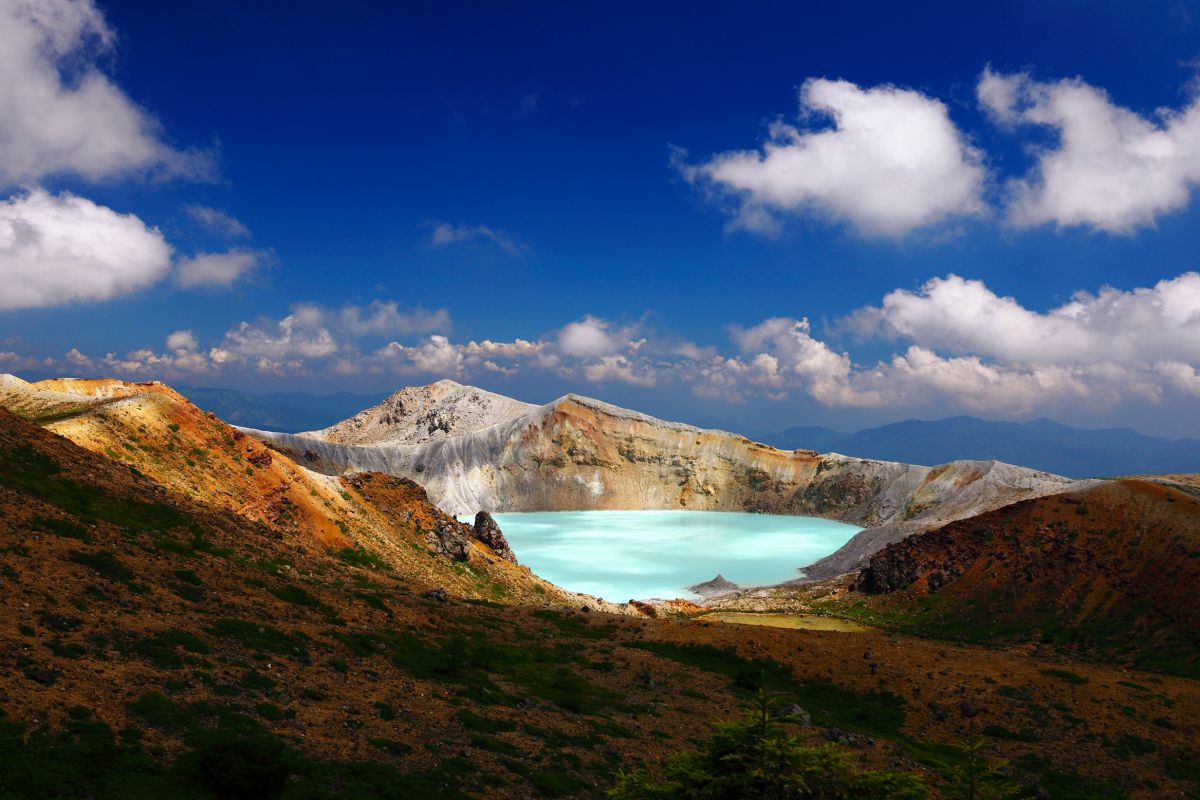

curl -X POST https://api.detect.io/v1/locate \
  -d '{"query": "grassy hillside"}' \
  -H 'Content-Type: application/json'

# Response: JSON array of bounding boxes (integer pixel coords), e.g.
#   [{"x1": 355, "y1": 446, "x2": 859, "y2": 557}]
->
[
  {"x1": 0, "y1": 382, "x2": 1198, "y2": 798},
  {"x1": 845, "y1": 480, "x2": 1200, "y2": 678}
]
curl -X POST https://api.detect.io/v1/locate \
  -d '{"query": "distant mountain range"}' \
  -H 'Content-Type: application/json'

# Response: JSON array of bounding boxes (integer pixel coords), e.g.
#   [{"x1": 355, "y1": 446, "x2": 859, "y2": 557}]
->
[
  {"x1": 175, "y1": 385, "x2": 1199, "y2": 478},
  {"x1": 175, "y1": 385, "x2": 388, "y2": 433},
  {"x1": 762, "y1": 416, "x2": 1200, "y2": 478}
]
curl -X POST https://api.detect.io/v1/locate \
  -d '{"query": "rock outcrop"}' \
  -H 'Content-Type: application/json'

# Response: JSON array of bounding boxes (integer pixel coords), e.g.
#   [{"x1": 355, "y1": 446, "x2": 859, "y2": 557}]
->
[
  {"x1": 244, "y1": 382, "x2": 1084, "y2": 577},
  {"x1": 427, "y1": 517, "x2": 472, "y2": 561},
  {"x1": 472, "y1": 511, "x2": 516, "y2": 563},
  {"x1": 688, "y1": 574, "x2": 740, "y2": 597}
]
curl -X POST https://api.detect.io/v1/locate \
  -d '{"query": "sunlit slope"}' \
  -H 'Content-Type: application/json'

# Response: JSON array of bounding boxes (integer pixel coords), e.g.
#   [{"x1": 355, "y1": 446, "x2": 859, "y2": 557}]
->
[
  {"x1": 0, "y1": 375, "x2": 595, "y2": 607},
  {"x1": 0, "y1": 384, "x2": 1197, "y2": 797}
]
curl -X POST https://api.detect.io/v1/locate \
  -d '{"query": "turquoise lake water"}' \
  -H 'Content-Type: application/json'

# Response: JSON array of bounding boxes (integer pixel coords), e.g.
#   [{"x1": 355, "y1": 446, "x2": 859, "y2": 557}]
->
[{"x1": 463, "y1": 510, "x2": 861, "y2": 601}]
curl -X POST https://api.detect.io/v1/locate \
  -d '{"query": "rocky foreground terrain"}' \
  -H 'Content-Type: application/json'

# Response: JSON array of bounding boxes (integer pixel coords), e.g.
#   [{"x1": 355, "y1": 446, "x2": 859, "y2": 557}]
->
[
  {"x1": 0, "y1": 375, "x2": 620, "y2": 612},
  {"x1": 1, "y1": 374, "x2": 1198, "y2": 799},
  {"x1": 246, "y1": 380, "x2": 1082, "y2": 578}
]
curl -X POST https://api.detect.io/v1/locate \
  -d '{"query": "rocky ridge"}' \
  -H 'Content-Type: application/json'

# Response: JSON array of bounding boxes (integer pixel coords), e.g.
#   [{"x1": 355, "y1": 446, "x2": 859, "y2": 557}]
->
[
  {"x1": 246, "y1": 383, "x2": 1084, "y2": 578},
  {"x1": 849, "y1": 477, "x2": 1200, "y2": 676}
]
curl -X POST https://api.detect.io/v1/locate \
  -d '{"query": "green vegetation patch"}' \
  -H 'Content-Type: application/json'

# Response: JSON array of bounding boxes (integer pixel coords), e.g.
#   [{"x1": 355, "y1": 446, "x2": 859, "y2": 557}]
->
[
  {"x1": 531, "y1": 608, "x2": 616, "y2": 639},
  {"x1": 333, "y1": 627, "x2": 627, "y2": 713},
  {"x1": 458, "y1": 708, "x2": 517, "y2": 733},
  {"x1": 124, "y1": 692, "x2": 478, "y2": 798},
  {"x1": 355, "y1": 591, "x2": 391, "y2": 614},
  {"x1": 206, "y1": 618, "x2": 310, "y2": 661},
  {"x1": 31, "y1": 514, "x2": 91, "y2": 542},
  {"x1": 1165, "y1": 752, "x2": 1200, "y2": 786},
  {"x1": 610, "y1": 691, "x2": 926, "y2": 800},
  {"x1": 66, "y1": 549, "x2": 146, "y2": 593},
  {"x1": 629, "y1": 640, "x2": 907, "y2": 738},
  {"x1": 47, "y1": 640, "x2": 87, "y2": 659},
  {"x1": 816, "y1": 592, "x2": 1200, "y2": 681},
  {"x1": 980, "y1": 723, "x2": 1040, "y2": 742},
  {"x1": 333, "y1": 546, "x2": 391, "y2": 571},
  {"x1": 1015, "y1": 754, "x2": 1129, "y2": 800},
  {"x1": 173, "y1": 569, "x2": 203, "y2": 585},
  {"x1": 267, "y1": 583, "x2": 338, "y2": 618},
  {"x1": 1039, "y1": 667, "x2": 1089, "y2": 686},
  {"x1": 627, "y1": 641, "x2": 793, "y2": 694},
  {"x1": 470, "y1": 733, "x2": 522, "y2": 758},
  {"x1": 1107, "y1": 733, "x2": 1156, "y2": 758},
  {"x1": 530, "y1": 766, "x2": 593, "y2": 797},
  {"x1": 119, "y1": 629, "x2": 210, "y2": 670},
  {"x1": 0, "y1": 444, "x2": 188, "y2": 535},
  {"x1": 368, "y1": 737, "x2": 413, "y2": 756}
]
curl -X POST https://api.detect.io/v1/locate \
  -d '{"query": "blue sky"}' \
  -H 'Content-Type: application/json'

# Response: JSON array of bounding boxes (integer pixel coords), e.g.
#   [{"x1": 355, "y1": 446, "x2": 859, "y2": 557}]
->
[{"x1": 3, "y1": 0, "x2": 1200, "y2": 436}]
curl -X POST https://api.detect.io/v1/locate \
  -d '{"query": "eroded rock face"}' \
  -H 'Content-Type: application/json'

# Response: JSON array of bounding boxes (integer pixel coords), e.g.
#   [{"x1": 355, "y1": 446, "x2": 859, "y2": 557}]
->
[
  {"x1": 243, "y1": 383, "x2": 1085, "y2": 577},
  {"x1": 426, "y1": 517, "x2": 471, "y2": 561},
  {"x1": 472, "y1": 511, "x2": 516, "y2": 563},
  {"x1": 246, "y1": 393, "x2": 828, "y2": 515}
]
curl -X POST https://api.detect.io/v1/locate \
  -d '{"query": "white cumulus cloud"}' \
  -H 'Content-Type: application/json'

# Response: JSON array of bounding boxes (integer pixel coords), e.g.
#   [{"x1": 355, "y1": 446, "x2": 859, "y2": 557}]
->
[
  {"x1": 174, "y1": 249, "x2": 266, "y2": 288},
  {"x1": 186, "y1": 206, "x2": 251, "y2": 239},
  {"x1": 378, "y1": 335, "x2": 464, "y2": 375},
  {"x1": 0, "y1": 188, "x2": 172, "y2": 310},
  {"x1": 557, "y1": 315, "x2": 638, "y2": 358},
  {"x1": 0, "y1": 0, "x2": 211, "y2": 185},
  {"x1": 979, "y1": 68, "x2": 1200, "y2": 232},
  {"x1": 583, "y1": 354, "x2": 659, "y2": 387},
  {"x1": 849, "y1": 272, "x2": 1200, "y2": 366},
  {"x1": 165, "y1": 330, "x2": 198, "y2": 352},
  {"x1": 728, "y1": 317, "x2": 864, "y2": 405},
  {"x1": 683, "y1": 78, "x2": 986, "y2": 236},
  {"x1": 429, "y1": 222, "x2": 524, "y2": 254},
  {"x1": 215, "y1": 307, "x2": 340, "y2": 362},
  {"x1": 204, "y1": 301, "x2": 454, "y2": 372}
]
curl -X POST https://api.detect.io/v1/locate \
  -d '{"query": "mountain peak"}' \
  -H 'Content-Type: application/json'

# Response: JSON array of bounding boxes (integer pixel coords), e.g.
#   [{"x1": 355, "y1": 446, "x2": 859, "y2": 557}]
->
[{"x1": 313, "y1": 380, "x2": 536, "y2": 446}]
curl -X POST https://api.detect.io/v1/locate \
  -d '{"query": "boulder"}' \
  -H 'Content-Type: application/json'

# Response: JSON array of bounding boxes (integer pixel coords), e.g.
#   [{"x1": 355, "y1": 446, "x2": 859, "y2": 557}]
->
[
  {"x1": 687, "y1": 574, "x2": 740, "y2": 597},
  {"x1": 425, "y1": 518, "x2": 470, "y2": 561},
  {"x1": 472, "y1": 511, "x2": 517, "y2": 563}
]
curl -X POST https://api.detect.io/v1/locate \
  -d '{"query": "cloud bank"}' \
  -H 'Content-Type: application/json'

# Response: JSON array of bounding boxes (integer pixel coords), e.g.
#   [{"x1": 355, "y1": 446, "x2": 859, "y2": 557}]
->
[{"x1": 23, "y1": 272, "x2": 1200, "y2": 417}]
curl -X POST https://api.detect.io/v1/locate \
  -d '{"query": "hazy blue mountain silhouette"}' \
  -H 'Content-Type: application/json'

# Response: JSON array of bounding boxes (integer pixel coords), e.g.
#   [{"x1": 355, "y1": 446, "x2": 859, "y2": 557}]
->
[
  {"x1": 176, "y1": 386, "x2": 388, "y2": 433},
  {"x1": 764, "y1": 416, "x2": 1200, "y2": 478}
]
